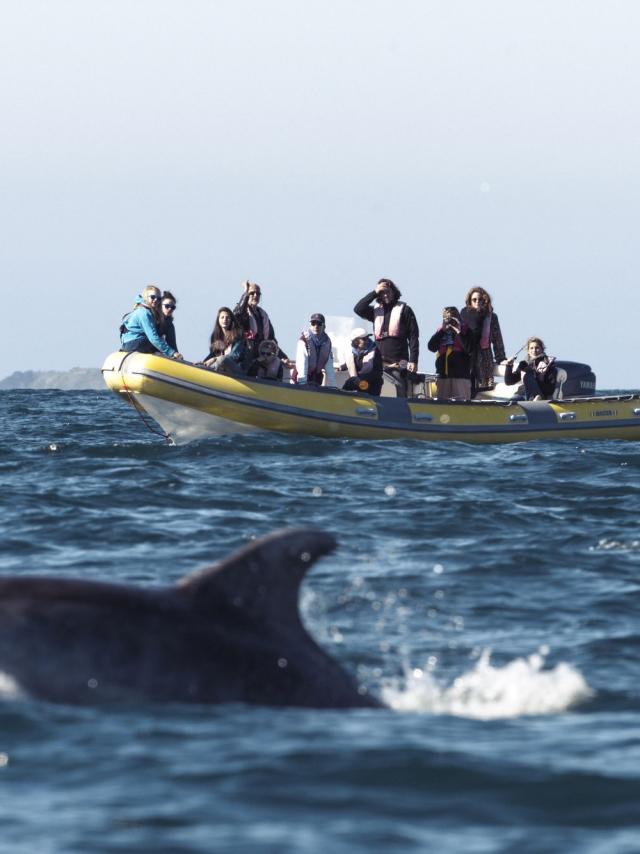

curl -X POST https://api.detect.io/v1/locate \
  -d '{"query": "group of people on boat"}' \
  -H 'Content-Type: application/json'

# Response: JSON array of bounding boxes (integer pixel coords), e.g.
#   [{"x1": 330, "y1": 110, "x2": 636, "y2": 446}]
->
[{"x1": 118, "y1": 280, "x2": 558, "y2": 401}]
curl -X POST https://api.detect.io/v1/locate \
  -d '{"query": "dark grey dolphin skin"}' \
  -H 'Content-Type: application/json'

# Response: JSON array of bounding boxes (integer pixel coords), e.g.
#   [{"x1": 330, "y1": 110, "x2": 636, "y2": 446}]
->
[{"x1": 0, "y1": 528, "x2": 380, "y2": 708}]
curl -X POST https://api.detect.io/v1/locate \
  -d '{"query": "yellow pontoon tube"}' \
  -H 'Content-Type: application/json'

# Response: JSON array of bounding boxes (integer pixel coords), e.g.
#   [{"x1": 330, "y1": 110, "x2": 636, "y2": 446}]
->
[{"x1": 102, "y1": 351, "x2": 640, "y2": 445}]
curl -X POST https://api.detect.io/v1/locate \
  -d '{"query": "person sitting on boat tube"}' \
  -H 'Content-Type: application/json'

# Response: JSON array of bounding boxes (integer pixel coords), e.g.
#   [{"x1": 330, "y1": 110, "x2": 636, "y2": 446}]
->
[
  {"x1": 427, "y1": 307, "x2": 473, "y2": 400},
  {"x1": 504, "y1": 337, "x2": 557, "y2": 400},
  {"x1": 342, "y1": 328, "x2": 384, "y2": 396},
  {"x1": 292, "y1": 314, "x2": 336, "y2": 387},
  {"x1": 120, "y1": 285, "x2": 183, "y2": 359},
  {"x1": 234, "y1": 281, "x2": 291, "y2": 370},
  {"x1": 353, "y1": 279, "x2": 419, "y2": 397},
  {"x1": 200, "y1": 307, "x2": 247, "y2": 375}
]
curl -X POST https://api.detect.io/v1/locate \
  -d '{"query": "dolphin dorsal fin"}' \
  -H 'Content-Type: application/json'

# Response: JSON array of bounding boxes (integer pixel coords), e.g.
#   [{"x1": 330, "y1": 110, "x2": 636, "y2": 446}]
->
[{"x1": 176, "y1": 528, "x2": 336, "y2": 624}]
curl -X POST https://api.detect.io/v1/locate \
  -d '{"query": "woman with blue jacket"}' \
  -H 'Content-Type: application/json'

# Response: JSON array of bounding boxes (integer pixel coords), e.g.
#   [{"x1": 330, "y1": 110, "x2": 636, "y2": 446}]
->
[{"x1": 120, "y1": 286, "x2": 182, "y2": 359}]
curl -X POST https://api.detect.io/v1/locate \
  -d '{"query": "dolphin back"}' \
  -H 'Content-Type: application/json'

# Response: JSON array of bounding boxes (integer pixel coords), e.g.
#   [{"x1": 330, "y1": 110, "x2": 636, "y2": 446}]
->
[
  {"x1": 176, "y1": 527, "x2": 337, "y2": 625},
  {"x1": 0, "y1": 529, "x2": 380, "y2": 709}
]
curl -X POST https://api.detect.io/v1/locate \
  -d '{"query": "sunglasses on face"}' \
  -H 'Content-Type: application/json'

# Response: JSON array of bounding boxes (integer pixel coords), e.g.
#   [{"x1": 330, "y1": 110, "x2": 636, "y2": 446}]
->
[
  {"x1": 310, "y1": 321, "x2": 324, "y2": 327},
  {"x1": 148, "y1": 294, "x2": 159, "y2": 302},
  {"x1": 162, "y1": 303, "x2": 176, "y2": 310}
]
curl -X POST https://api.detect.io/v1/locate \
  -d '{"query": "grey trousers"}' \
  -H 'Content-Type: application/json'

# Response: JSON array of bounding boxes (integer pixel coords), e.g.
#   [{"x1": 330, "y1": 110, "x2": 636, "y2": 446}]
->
[{"x1": 435, "y1": 378, "x2": 471, "y2": 400}]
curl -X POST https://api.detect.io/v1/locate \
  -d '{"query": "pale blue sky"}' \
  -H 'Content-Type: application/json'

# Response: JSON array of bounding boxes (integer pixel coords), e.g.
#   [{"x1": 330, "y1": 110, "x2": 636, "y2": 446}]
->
[{"x1": 1, "y1": 0, "x2": 638, "y2": 387}]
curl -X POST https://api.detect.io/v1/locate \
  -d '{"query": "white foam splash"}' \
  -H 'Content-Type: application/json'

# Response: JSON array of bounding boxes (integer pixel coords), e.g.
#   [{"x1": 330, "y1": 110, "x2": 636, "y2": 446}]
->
[
  {"x1": 0, "y1": 671, "x2": 24, "y2": 701},
  {"x1": 382, "y1": 649, "x2": 593, "y2": 719},
  {"x1": 591, "y1": 537, "x2": 640, "y2": 552}
]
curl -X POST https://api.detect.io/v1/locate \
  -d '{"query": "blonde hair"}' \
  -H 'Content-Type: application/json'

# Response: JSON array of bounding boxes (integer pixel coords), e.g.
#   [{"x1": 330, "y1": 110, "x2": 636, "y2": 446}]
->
[
  {"x1": 142, "y1": 284, "x2": 160, "y2": 301},
  {"x1": 527, "y1": 336, "x2": 546, "y2": 352},
  {"x1": 140, "y1": 285, "x2": 161, "y2": 320}
]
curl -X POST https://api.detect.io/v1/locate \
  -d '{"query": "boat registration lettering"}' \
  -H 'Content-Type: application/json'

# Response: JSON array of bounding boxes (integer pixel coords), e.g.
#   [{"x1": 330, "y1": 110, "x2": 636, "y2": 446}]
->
[{"x1": 590, "y1": 409, "x2": 617, "y2": 417}]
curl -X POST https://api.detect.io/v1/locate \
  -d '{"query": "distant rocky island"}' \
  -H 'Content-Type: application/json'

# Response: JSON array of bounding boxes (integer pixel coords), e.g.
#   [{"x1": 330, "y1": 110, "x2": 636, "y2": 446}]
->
[{"x1": 0, "y1": 368, "x2": 104, "y2": 391}]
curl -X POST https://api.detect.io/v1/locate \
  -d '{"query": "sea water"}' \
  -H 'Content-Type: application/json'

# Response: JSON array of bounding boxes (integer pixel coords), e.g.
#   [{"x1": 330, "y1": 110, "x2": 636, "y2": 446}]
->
[{"x1": 0, "y1": 390, "x2": 639, "y2": 853}]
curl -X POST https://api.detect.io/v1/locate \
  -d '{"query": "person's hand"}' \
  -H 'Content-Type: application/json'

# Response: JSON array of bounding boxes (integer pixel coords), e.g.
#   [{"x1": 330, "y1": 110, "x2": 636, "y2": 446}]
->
[
  {"x1": 242, "y1": 280, "x2": 251, "y2": 291},
  {"x1": 407, "y1": 362, "x2": 416, "y2": 373},
  {"x1": 173, "y1": 352, "x2": 183, "y2": 360}
]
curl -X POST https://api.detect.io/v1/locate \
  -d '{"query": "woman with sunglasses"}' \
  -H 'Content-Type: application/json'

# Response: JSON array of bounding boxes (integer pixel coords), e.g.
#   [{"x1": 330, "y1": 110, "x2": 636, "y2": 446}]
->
[
  {"x1": 119, "y1": 285, "x2": 182, "y2": 359},
  {"x1": 247, "y1": 339, "x2": 285, "y2": 380},
  {"x1": 460, "y1": 287, "x2": 506, "y2": 396},
  {"x1": 293, "y1": 313, "x2": 336, "y2": 387},
  {"x1": 160, "y1": 291, "x2": 179, "y2": 352}
]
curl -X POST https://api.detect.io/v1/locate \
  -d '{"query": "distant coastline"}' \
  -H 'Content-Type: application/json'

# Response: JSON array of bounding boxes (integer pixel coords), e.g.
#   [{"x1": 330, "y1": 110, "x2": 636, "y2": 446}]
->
[{"x1": 0, "y1": 368, "x2": 104, "y2": 391}]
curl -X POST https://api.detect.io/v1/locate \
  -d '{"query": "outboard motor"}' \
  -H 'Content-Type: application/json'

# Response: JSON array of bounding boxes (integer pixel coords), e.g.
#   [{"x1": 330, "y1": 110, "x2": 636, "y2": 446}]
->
[
  {"x1": 485, "y1": 360, "x2": 597, "y2": 401},
  {"x1": 553, "y1": 361, "x2": 596, "y2": 398}
]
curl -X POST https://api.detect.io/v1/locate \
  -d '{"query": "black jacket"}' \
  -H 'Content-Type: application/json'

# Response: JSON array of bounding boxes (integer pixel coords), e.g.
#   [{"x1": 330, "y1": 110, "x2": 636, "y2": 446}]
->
[
  {"x1": 161, "y1": 316, "x2": 177, "y2": 351},
  {"x1": 505, "y1": 357, "x2": 557, "y2": 399},
  {"x1": 427, "y1": 327, "x2": 473, "y2": 379},
  {"x1": 353, "y1": 291, "x2": 419, "y2": 365}
]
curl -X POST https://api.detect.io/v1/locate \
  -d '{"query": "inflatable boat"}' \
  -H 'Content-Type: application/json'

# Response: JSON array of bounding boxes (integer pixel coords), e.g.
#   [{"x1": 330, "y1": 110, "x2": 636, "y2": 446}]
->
[{"x1": 101, "y1": 351, "x2": 640, "y2": 444}]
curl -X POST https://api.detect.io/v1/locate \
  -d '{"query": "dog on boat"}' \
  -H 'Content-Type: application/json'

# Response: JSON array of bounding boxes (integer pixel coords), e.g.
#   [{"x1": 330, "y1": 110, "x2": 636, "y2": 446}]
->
[{"x1": 0, "y1": 529, "x2": 380, "y2": 709}]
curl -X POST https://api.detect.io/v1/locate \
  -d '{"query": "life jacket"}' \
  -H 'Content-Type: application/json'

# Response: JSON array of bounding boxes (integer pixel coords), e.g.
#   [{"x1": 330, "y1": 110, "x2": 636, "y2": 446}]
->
[
  {"x1": 374, "y1": 303, "x2": 405, "y2": 340},
  {"x1": 244, "y1": 306, "x2": 271, "y2": 341},
  {"x1": 300, "y1": 331, "x2": 332, "y2": 384},
  {"x1": 254, "y1": 357, "x2": 283, "y2": 380},
  {"x1": 436, "y1": 325, "x2": 468, "y2": 377},
  {"x1": 346, "y1": 344, "x2": 378, "y2": 378}
]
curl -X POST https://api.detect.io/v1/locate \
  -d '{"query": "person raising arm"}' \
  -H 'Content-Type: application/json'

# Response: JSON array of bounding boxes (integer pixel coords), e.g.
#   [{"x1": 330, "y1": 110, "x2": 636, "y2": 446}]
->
[{"x1": 354, "y1": 278, "x2": 419, "y2": 397}]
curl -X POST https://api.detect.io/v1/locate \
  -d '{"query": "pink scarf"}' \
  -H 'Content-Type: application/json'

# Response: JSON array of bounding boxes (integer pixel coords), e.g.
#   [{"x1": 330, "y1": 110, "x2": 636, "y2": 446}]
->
[{"x1": 479, "y1": 311, "x2": 492, "y2": 350}]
